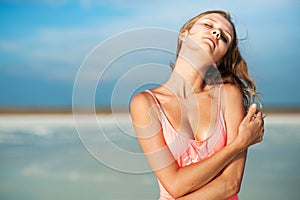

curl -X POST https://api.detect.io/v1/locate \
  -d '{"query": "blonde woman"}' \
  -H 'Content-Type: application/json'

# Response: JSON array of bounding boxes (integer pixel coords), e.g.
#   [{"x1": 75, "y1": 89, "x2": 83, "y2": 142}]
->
[{"x1": 130, "y1": 10, "x2": 264, "y2": 200}]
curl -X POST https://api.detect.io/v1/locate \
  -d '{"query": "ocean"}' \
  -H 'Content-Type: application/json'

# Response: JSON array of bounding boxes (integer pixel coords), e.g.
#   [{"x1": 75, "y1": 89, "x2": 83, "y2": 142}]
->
[{"x1": 0, "y1": 113, "x2": 299, "y2": 200}]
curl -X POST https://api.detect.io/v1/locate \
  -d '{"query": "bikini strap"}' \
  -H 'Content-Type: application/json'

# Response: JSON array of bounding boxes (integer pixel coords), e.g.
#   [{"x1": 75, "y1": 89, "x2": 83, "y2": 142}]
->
[
  {"x1": 144, "y1": 89, "x2": 164, "y2": 116},
  {"x1": 144, "y1": 89, "x2": 160, "y2": 106}
]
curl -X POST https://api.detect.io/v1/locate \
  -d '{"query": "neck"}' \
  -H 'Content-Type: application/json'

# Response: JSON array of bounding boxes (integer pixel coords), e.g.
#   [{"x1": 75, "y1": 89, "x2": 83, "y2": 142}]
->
[{"x1": 164, "y1": 57, "x2": 209, "y2": 97}]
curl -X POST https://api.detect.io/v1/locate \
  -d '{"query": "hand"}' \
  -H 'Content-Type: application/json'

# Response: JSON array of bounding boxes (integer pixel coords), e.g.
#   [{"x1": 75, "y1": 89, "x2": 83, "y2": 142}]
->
[{"x1": 237, "y1": 104, "x2": 265, "y2": 150}]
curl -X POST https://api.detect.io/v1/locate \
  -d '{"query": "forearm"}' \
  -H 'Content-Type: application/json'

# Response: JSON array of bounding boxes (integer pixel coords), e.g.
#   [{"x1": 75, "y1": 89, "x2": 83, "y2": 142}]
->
[
  {"x1": 177, "y1": 151, "x2": 247, "y2": 200},
  {"x1": 177, "y1": 175, "x2": 236, "y2": 200},
  {"x1": 172, "y1": 139, "x2": 243, "y2": 197}
]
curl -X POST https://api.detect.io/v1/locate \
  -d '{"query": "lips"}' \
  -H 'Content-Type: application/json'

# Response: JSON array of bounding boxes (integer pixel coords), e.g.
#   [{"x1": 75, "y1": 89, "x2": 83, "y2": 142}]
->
[{"x1": 204, "y1": 37, "x2": 216, "y2": 48}]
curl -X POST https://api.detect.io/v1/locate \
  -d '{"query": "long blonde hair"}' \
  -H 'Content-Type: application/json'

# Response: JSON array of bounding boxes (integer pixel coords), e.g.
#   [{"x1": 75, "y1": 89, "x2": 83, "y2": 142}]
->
[{"x1": 175, "y1": 10, "x2": 262, "y2": 109}]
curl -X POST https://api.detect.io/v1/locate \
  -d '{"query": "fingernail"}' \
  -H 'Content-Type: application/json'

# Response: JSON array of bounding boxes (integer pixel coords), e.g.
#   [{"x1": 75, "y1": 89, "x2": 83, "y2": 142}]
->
[{"x1": 250, "y1": 103, "x2": 257, "y2": 109}]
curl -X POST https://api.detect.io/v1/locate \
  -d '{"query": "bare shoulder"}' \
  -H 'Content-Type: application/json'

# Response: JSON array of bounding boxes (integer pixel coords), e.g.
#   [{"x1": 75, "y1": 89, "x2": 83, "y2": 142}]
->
[
  {"x1": 130, "y1": 90, "x2": 160, "y2": 124},
  {"x1": 130, "y1": 85, "x2": 169, "y2": 111},
  {"x1": 130, "y1": 91, "x2": 149, "y2": 106},
  {"x1": 223, "y1": 84, "x2": 243, "y2": 103},
  {"x1": 222, "y1": 85, "x2": 245, "y2": 141},
  {"x1": 222, "y1": 83, "x2": 244, "y2": 113},
  {"x1": 223, "y1": 84, "x2": 242, "y2": 97},
  {"x1": 130, "y1": 91, "x2": 155, "y2": 112}
]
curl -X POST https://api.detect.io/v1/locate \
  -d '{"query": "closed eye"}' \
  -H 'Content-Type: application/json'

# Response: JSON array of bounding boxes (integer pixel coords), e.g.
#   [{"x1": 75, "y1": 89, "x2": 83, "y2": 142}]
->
[
  {"x1": 221, "y1": 34, "x2": 228, "y2": 43},
  {"x1": 204, "y1": 23, "x2": 212, "y2": 28}
]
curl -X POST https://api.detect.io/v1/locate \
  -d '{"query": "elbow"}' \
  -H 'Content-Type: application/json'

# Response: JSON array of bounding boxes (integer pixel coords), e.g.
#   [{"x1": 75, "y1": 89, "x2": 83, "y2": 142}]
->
[
  {"x1": 231, "y1": 179, "x2": 241, "y2": 195},
  {"x1": 165, "y1": 182, "x2": 181, "y2": 199},
  {"x1": 164, "y1": 179, "x2": 186, "y2": 199},
  {"x1": 165, "y1": 171, "x2": 200, "y2": 199},
  {"x1": 226, "y1": 178, "x2": 241, "y2": 197},
  {"x1": 218, "y1": 174, "x2": 242, "y2": 198}
]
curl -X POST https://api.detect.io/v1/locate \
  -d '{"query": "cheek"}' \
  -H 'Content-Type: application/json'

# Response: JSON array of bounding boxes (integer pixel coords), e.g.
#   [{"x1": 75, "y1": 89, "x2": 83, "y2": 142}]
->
[
  {"x1": 189, "y1": 23, "x2": 202, "y2": 35},
  {"x1": 214, "y1": 46, "x2": 229, "y2": 62},
  {"x1": 219, "y1": 44, "x2": 229, "y2": 57}
]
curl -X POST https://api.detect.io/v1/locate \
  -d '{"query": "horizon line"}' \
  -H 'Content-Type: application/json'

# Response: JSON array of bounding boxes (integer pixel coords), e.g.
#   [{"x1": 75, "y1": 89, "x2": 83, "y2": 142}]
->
[{"x1": 1, "y1": 106, "x2": 300, "y2": 114}]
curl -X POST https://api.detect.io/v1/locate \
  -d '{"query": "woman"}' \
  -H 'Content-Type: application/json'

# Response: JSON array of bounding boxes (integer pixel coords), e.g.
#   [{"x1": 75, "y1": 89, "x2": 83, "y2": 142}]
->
[{"x1": 130, "y1": 10, "x2": 264, "y2": 199}]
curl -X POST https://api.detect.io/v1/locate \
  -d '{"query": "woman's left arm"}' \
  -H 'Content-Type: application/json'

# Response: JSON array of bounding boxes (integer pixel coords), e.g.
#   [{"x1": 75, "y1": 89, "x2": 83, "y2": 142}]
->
[{"x1": 177, "y1": 84, "x2": 247, "y2": 200}]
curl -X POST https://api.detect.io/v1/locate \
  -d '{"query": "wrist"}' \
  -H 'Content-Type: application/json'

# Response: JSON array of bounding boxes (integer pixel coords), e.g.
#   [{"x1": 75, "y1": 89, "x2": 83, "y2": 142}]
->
[{"x1": 230, "y1": 137, "x2": 246, "y2": 154}]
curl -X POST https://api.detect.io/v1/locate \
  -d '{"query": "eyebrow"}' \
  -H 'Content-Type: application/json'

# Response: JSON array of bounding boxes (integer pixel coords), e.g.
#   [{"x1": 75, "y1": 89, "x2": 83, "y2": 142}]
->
[{"x1": 203, "y1": 18, "x2": 232, "y2": 39}]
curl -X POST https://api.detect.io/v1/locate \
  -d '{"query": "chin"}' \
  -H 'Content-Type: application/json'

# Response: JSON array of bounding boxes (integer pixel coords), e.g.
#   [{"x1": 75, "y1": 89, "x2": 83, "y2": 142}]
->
[{"x1": 199, "y1": 44, "x2": 214, "y2": 58}]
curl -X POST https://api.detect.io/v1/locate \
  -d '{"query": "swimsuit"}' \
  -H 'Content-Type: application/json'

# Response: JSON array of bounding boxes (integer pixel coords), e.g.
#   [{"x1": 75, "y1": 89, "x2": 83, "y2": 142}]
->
[{"x1": 145, "y1": 85, "x2": 238, "y2": 200}]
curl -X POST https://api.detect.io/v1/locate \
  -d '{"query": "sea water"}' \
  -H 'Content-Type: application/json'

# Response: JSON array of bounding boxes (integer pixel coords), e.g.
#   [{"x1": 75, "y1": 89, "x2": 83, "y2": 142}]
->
[{"x1": 0, "y1": 113, "x2": 299, "y2": 200}]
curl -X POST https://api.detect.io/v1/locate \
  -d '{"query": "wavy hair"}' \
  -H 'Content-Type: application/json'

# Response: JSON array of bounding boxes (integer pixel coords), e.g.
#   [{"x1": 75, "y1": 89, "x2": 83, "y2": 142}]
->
[{"x1": 174, "y1": 10, "x2": 262, "y2": 109}]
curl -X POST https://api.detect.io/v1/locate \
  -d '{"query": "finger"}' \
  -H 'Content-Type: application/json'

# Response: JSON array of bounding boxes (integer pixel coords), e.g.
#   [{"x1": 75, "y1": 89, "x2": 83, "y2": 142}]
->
[
  {"x1": 256, "y1": 111, "x2": 263, "y2": 120},
  {"x1": 245, "y1": 104, "x2": 257, "y2": 122}
]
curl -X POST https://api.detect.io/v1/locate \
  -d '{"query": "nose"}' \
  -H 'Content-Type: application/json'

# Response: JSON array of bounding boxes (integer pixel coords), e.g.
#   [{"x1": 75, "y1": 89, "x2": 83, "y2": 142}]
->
[{"x1": 212, "y1": 29, "x2": 221, "y2": 39}]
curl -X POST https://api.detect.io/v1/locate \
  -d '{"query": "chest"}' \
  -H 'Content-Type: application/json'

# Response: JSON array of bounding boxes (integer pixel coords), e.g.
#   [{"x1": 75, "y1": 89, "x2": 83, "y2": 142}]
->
[{"x1": 160, "y1": 93, "x2": 219, "y2": 141}]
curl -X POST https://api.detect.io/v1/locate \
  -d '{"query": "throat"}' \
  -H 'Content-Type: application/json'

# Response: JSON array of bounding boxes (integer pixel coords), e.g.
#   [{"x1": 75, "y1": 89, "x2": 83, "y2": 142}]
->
[{"x1": 164, "y1": 71, "x2": 206, "y2": 98}]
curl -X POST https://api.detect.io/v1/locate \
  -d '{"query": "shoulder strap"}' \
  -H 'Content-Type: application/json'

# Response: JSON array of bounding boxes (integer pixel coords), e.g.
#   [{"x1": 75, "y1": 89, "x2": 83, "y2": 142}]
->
[
  {"x1": 144, "y1": 89, "x2": 160, "y2": 105},
  {"x1": 144, "y1": 89, "x2": 165, "y2": 114}
]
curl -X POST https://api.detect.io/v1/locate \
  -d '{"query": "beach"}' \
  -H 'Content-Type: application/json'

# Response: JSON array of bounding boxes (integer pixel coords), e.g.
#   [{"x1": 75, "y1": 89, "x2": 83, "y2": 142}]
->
[{"x1": 0, "y1": 112, "x2": 299, "y2": 200}]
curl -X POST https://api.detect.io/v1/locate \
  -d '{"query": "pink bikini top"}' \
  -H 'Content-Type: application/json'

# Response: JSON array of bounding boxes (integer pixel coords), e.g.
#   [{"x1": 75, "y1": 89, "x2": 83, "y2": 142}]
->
[
  {"x1": 145, "y1": 86, "x2": 227, "y2": 166},
  {"x1": 144, "y1": 85, "x2": 238, "y2": 200}
]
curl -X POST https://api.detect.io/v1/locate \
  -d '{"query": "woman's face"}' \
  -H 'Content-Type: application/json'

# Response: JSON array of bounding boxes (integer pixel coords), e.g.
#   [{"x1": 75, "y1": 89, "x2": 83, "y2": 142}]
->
[{"x1": 184, "y1": 13, "x2": 234, "y2": 64}]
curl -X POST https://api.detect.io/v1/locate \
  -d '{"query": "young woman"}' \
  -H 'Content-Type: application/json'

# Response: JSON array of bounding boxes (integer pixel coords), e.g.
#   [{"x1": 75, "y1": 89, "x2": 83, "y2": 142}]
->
[{"x1": 130, "y1": 10, "x2": 264, "y2": 200}]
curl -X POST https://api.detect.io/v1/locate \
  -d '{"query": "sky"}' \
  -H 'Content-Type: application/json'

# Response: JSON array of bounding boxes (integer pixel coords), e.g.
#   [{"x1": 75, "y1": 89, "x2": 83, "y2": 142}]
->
[{"x1": 0, "y1": 0, "x2": 300, "y2": 109}]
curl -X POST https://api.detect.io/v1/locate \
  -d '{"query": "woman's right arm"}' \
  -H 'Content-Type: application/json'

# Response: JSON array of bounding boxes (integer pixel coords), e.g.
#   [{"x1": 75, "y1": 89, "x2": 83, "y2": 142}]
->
[{"x1": 130, "y1": 92, "x2": 263, "y2": 199}]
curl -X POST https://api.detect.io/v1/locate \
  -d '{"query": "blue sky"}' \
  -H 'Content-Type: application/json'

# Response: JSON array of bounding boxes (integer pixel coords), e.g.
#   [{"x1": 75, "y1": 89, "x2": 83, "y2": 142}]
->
[{"x1": 1, "y1": 0, "x2": 300, "y2": 109}]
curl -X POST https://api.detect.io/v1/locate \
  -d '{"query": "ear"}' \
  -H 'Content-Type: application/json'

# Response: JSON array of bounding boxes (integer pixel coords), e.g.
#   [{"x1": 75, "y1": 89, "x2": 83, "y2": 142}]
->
[{"x1": 180, "y1": 30, "x2": 188, "y2": 39}]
